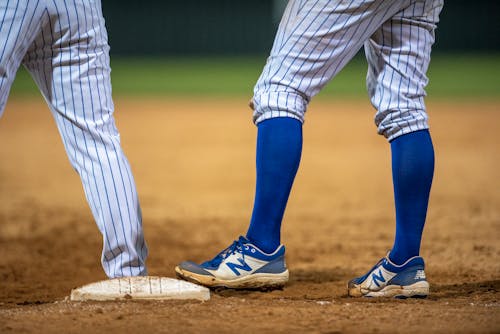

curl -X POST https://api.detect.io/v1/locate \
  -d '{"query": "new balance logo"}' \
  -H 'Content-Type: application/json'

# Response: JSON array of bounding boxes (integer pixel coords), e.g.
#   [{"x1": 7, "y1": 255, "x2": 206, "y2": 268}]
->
[
  {"x1": 414, "y1": 270, "x2": 426, "y2": 280},
  {"x1": 226, "y1": 258, "x2": 252, "y2": 276},
  {"x1": 371, "y1": 269, "x2": 386, "y2": 287}
]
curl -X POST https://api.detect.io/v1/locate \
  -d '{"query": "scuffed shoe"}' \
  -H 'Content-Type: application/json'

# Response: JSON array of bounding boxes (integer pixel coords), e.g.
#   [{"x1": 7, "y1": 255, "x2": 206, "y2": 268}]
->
[
  {"x1": 175, "y1": 236, "x2": 289, "y2": 289},
  {"x1": 348, "y1": 253, "x2": 429, "y2": 298}
]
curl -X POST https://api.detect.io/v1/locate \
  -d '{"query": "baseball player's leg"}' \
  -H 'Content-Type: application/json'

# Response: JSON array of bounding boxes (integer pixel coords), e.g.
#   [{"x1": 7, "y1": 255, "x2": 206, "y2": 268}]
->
[
  {"x1": 176, "y1": 0, "x2": 412, "y2": 288},
  {"x1": 0, "y1": 0, "x2": 44, "y2": 116},
  {"x1": 245, "y1": 117, "x2": 302, "y2": 254},
  {"x1": 248, "y1": 0, "x2": 410, "y2": 254},
  {"x1": 348, "y1": 0, "x2": 443, "y2": 298},
  {"x1": 22, "y1": 0, "x2": 147, "y2": 278}
]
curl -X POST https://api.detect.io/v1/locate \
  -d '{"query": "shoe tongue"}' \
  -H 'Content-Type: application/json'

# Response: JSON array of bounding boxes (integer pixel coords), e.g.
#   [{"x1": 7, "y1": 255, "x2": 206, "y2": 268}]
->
[
  {"x1": 203, "y1": 244, "x2": 234, "y2": 267},
  {"x1": 238, "y1": 235, "x2": 250, "y2": 244},
  {"x1": 225, "y1": 238, "x2": 245, "y2": 256}
]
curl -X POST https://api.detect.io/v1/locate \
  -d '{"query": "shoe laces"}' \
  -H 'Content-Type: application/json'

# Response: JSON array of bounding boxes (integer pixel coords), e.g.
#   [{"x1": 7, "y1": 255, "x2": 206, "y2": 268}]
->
[{"x1": 202, "y1": 236, "x2": 248, "y2": 268}]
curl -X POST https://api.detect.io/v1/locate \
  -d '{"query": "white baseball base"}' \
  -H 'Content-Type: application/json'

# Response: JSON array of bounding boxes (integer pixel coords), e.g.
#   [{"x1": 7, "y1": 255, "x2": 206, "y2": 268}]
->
[{"x1": 70, "y1": 276, "x2": 210, "y2": 301}]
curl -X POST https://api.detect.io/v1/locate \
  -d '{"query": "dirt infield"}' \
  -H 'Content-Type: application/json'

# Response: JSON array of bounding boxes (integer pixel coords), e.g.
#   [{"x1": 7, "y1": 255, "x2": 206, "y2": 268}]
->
[{"x1": 0, "y1": 98, "x2": 499, "y2": 333}]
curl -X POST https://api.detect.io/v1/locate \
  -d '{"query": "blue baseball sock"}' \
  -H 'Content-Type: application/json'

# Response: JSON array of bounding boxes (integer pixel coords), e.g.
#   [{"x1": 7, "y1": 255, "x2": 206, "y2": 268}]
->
[
  {"x1": 389, "y1": 130, "x2": 434, "y2": 265},
  {"x1": 246, "y1": 117, "x2": 302, "y2": 253}
]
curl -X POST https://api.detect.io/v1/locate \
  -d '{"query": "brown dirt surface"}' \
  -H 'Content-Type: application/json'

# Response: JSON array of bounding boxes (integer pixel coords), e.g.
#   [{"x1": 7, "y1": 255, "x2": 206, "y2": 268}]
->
[{"x1": 0, "y1": 97, "x2": 499, "y2": 333}]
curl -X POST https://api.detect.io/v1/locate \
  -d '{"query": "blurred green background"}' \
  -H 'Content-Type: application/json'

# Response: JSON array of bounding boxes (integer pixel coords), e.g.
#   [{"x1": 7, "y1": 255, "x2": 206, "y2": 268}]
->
[{"x1": 9, "y1": 0, "x2": 500, "y2": 99}]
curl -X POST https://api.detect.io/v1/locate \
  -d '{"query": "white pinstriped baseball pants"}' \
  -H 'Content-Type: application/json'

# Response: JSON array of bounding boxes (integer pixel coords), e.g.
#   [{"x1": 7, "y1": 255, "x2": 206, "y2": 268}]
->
[
  {"x1": 0, "y1": 0, "x2": 147, "y2": 278},
  {"x1": 253, "y1": 0, "x2": 444, "y2": 141}
]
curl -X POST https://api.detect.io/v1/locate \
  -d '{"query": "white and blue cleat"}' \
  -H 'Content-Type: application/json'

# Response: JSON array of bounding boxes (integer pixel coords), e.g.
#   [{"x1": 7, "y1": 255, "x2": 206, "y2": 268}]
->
[
  {"x1": 175, "y1": 236, "x2": 289, "y2": 289},
  {"x1": 348, "y1": 253, "x2": 429, "y2": 298}
]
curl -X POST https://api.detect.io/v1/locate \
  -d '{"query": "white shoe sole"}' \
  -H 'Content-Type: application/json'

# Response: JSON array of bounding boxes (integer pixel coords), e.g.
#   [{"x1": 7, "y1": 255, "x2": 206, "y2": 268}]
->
[
  {"x1": 175, "y1": 266, "x2": 289, "y2": 289},
  {"x1": 349, "y1": 280, "x2": 429, "y2": 298}
]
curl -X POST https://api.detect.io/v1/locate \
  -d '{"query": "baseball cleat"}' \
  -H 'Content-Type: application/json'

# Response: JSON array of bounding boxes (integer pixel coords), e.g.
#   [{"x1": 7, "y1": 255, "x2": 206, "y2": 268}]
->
[
  {"x1": 175, "y1": 236, "x2": 289, "y2": 289},
  {"x1": 348, "y1": 253, "x2": 429, "y2": 298}
]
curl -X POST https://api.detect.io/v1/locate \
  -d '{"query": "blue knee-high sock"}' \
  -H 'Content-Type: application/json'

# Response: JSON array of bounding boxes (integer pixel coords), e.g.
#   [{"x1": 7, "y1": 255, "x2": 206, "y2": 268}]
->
[
  {"x1": 246, "y1": 117, "x2": 303, "y2": 253},
  {"x1": 389, "y1": 130, "x2": 434, "y2": 265}
]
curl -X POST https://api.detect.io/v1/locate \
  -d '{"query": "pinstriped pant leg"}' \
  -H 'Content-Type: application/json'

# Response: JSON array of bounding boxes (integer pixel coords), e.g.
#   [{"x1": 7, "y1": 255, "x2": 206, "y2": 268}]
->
[
  {"x1": 252, "y1": 0, "x2": 410, "y2": 125},
  {"x1": 0, "y1": 0, "x2": 44, "y2": 115},
  {"x1": 365, "y1": 0, "x2": 444, "y2": 141},
  {"x1": 22, "y1": 0, "x2": 147, "y2": 278}
]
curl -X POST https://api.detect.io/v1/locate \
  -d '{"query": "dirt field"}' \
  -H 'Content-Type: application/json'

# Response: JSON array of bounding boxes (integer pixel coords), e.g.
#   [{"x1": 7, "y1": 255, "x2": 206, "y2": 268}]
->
[{"x1": 0, "y1": 98, "x2": 499, "y2": 333}]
